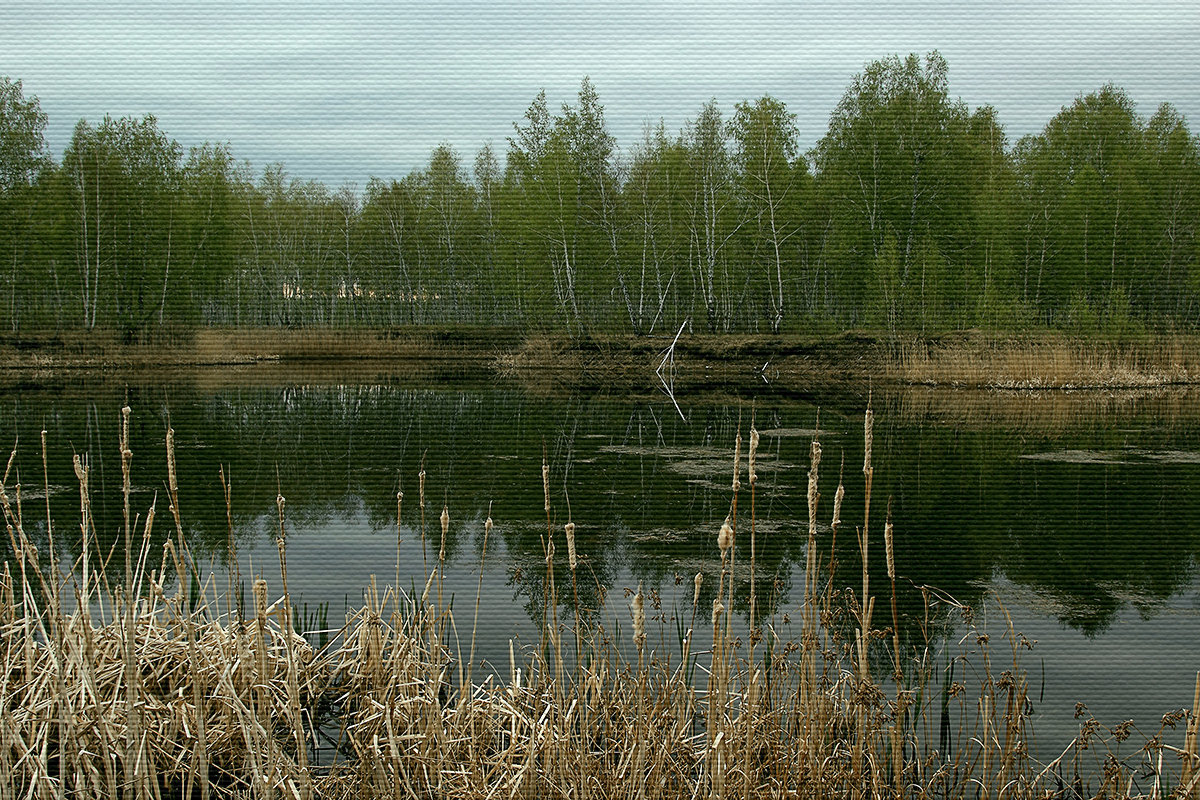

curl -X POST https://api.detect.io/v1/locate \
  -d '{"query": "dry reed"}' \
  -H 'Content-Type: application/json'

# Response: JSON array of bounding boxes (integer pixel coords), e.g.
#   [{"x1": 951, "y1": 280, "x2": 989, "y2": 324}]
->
[{"x1": 0, "y1": 408, "x2": 1196, "y2": 799}]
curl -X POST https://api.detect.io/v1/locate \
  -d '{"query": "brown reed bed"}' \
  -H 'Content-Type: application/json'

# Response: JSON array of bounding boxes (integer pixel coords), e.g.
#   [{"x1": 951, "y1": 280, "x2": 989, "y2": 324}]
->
[
  {"x1": 1, "y1": 408, "x2": 1198, "y2": 799},
  {"x1": 896, "y1": 332, "x2": 1200, "y2": 389}
]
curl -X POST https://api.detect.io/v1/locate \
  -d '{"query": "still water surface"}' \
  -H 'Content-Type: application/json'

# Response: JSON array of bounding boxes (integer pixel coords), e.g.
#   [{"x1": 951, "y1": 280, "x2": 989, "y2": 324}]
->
[{"x1": 3, "y1": 366, "x2": 1198, "y2": 759}]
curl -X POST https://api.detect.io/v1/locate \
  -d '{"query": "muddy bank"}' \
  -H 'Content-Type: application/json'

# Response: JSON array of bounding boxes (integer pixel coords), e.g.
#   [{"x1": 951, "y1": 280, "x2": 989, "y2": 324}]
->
[{"x1": 2, "y1": 326, "x2": 1197, "y2": 391}]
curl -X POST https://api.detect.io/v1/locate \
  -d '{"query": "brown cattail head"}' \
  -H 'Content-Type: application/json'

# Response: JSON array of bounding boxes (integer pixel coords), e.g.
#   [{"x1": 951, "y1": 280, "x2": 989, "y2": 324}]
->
[
  {"x1": 121, "y1": 405, "x2": 131, "y2": 453},
  {"x1": 545, "y1": 537, "x2": 555, "y2": 568},
  {"x1": 419, "y1": 469, "x2": 426, "y2": 508},
  {"x1": 885, "y1": 497, "x2": 895, "y2": 580},
  {"x1": 542, "y1": 459, "x2": 550, "y2": 513},
  {"x1": 807, "y1": 439, "x2": 822, "y2": 534},
  {"x1": 253, "y1": 578, "x2": 268, "y2": 621},
  {"x1": 712, "y1": 597, "x2": 725, "y2": 627},
  {"x1": 564, "y1": 522, "x2": 577, "y2": 571},
  {"x1": 885, "y1": 519, "x2": 895, "y2": 581},
  {"x1": 165, "y1": 428, "x2": 179, "y2": 494},
  {"x1": 718, "y1": 516, "x2": 733, "y2": 555},
  {"x1": 485, "y1": 514, "x2": 494, "y2": 538},
  {"x1": 275, "y1": 494, "x2": 286, "y2": 544},
  {"x1": 732, "y1": 433, "x2": 742, "y2": 492},
  {"x1": 693, "y1": 571, "x2": 703, "y2": 607},
  {"x1": 748, "y1": 427, "x2": 760, "y2": 485},
  {"x1": 833, "y1": 482, "x2": 846, "y2": 529},
  {"x1": 439, "y1": 505, "x2": 449, "y2": 562},
  {"x1": 863, "y1": 409, "x2": 874, "y2": 476},
  {"x1": 631, "y1": 585, "x2": 646, "y2": 649},
  {"x1": 72, "y1": 454, "x2": 87, "y2": 491}
]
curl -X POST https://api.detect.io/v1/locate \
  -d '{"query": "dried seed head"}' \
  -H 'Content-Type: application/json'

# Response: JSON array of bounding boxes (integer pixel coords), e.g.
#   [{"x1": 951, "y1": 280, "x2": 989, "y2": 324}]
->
[
  {"x1": 712, "y1": 597, "x2": 725, "y2": 627},
  {"x1": 439, "y1": 505, "x2": 449, "y2": 562},
  {"x1": 166, "y1": 428, "x2": 181, "y2": 493},
  {"x1": 545, "y1": 538, "x2": 555, "y2": 567},
  {"x1": 832, "y1": 482, "x2": 846, "y2": 529},
  {"x1": 565, "y1": 522, "x2": 577, "y2": 571},
  {"x1": 885, "y1": 520, "x2": 895, "y2": 581},
  {"x1": 718, "y1": 516, "x2": 733, "y2": 555},
  {"x1": 485, "y1": 514, "x2": 494, "y2": 538},
  {"x1": 421, "y1": 568, "x2": 436, "y2": 605},
  {"x1": 863, "y1": 409, "x2": 874, "y2": 476},
  {"x1": 693, "y1": 572, "x2": 703, "y2": 607},
  {"x1": 253, "y1": 579, "x2": 268, "y2": 620},
  {"x1": 631, "y1": 586, "x2": 646, "y2": 648},
  {"x1": 542, "y1": 460, "x2": 550, "y2": 513},
  {"x1": 748, "y1": 427, "x2": 760, "y2": 484},
  {"x1": 419, "y1": 469, "x2": 426, "y2": 507},
  {"x1": 732, "y1": 433, "x2": 742, "y2": 492},
  {"x1": 121, "y1": 406, "x2": 131, "y2": 450},
  {"x1": 807, "y1": 440, "x2": 822, "y2": 534}
]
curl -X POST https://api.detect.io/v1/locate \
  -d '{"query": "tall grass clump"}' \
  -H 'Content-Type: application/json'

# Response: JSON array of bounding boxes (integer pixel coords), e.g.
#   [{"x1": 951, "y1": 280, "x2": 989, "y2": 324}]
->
[{"x1": 1, "y1": 408, "x2": 1198, "y2": 798}]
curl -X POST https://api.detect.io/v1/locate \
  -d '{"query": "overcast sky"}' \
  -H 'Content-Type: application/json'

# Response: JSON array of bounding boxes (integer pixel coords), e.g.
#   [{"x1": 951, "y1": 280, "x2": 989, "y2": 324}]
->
[{"x1": 3, "y1": 1, "x2": 1198, "y2": 189}]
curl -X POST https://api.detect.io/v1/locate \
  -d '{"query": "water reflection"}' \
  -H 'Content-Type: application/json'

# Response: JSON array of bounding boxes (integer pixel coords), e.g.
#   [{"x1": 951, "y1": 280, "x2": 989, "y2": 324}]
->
[{"x1": 2, "y1": 370, "x2": 1198, "y2": 651}]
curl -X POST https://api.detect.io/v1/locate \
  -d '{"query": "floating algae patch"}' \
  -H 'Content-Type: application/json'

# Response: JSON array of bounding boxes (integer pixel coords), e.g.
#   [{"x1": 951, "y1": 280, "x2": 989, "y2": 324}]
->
[
  {"x1": 758, "y1": 427, "x2": 839, "y2": 438},
  {"x1": 598, "y1": 443, "x2": 730, "y2": 459},
  {"x1": 628, "y1": 527, "x2": 693, "y2": 544},
  {"x1": 1020, "y1": 447, "x2": 1200, "y2": 465},
  {"x1": 1130, "y1": 448, "x2": 1200, "y2": 464},
  {"x1": 666, "y1": 456, "x2": 798, "y2": 478},
  {"x1": 1019, "y1": 449, "x2": 1127, "y2": 465}
]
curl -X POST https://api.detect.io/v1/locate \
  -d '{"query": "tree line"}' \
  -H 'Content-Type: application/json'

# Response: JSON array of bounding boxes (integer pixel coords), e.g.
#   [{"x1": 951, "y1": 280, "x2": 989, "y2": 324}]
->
[{"x1": 2, "y1": 52, "x2": 1198, "y2": 339}]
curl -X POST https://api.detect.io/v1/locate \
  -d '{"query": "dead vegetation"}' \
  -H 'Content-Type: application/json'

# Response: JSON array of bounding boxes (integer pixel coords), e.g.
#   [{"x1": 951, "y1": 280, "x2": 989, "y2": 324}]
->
[
  {"x1": 896, "y1": 332, "x2": 1200, "y2": 389},
  {"x1": 1, "y1": 407, "x2": 1198, "y2": 798}
]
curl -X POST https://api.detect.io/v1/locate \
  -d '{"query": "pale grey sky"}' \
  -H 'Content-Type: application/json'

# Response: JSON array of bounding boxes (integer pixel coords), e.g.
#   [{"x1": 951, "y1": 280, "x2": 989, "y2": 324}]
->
[{"x1": 3, "y1": 1, "x2": 1198, "y2": 188}]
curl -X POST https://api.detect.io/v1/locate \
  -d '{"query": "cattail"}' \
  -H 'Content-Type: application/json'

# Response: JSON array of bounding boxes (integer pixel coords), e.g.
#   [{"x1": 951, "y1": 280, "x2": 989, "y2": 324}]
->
[
  {"x1": 439, "y1": 504, "x2": 449, "y2": 562},
  {"x1": 732, "y1": 433, "x2": 742, "y2": 492},
  {"x1": 545, "y1": 537, "x2": 555, "y2": 566},
  {"x1": 631, "y1": 585, "x2": 646, "y2": 649},
  {"x1": 712, "y1": 597, "x2": 725, "y2": 627},
  {"x1": 72, "y1": 453, "x2": 86, "y2": 488},
  {"x1": 885, "y1": 518, "x2": 895, "y2": 581},
  {"x1": 718, "y1": 516, "x2": 733, "y2": 555},
  {"x1": 832, "y1": 482, "x2": 846, "y2": 529},
  {"x1": 275, "y1": 493, "x2": 286, "y2": 544},
  {"x1": 419, "y1": 468, "x2": 426, "y2": 508},
  {"x1": 164, "y1": 426, "x2": 177, "y2": 493},
  {"x1": 748, "y1": 427, "x2": 760, "y2": 485},
  {"x1": 808, "y1": 439, "x2": 822, "y2": 534},
  {"x1": 421, "y1": 568, "x2": 436, "y2": 605},
  {"x1": 564, "y1": 522, "x2": 577, "y2": 571},
  {"x1": 485, "y1": 514, "x2": 494, "y2": 538},
  {"x1": 542, "y1": 459, "x2": 550, "y2": 513},
  {"x1": 863, "y1": 408, "x2": 874, "y2": 476},
  {"x1": 693, "y1": 571, "x2": 703, "y2": 607},
  {"x1": 121, "y1": 405, "x2": 132, "y2": 459},
  {"x1": 253, "y1": 578, "x2": 268, "y2": 620}
]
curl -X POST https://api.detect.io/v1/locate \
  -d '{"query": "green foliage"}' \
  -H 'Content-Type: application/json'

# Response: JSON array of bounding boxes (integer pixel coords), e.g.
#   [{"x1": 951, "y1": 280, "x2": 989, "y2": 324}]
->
[
  {"x1": 2, "y1": 60, "x2": 1199, "y2": 335},
  {"x1": 0, "y1": 77, "x2": 51, "y2": 331}
]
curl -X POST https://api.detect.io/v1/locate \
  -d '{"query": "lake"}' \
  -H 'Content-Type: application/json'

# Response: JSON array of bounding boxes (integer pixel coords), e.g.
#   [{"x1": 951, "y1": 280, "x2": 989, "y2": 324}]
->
[{"x1": 3, "y1": 364, "x2": 1198, "y2": 762}]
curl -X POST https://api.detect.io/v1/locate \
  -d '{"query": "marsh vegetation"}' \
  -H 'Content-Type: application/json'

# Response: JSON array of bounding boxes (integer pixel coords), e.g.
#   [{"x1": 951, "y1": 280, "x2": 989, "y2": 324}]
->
[{"x1": 2, "y1": 399, "x2": 1198, "y2": 798}]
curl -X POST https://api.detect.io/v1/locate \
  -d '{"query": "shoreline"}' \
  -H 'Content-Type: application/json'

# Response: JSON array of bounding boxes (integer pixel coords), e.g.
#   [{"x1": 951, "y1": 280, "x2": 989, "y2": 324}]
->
[{"x1": 2, "y1": 326, "x2": 1199, "y2": 391}]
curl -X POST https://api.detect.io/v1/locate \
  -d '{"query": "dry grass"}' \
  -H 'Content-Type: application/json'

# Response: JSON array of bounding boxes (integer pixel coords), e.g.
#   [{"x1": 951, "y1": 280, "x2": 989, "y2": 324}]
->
[
  {"x1": 0, "y1": 326, "x2": 522, "y2": 370},
  {"x1": 896, "y1": 333, "x2": 1200, "y2": 389},
  {"x1": 1, "y1": 409, "x2": 1198, "y2": 799}
]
